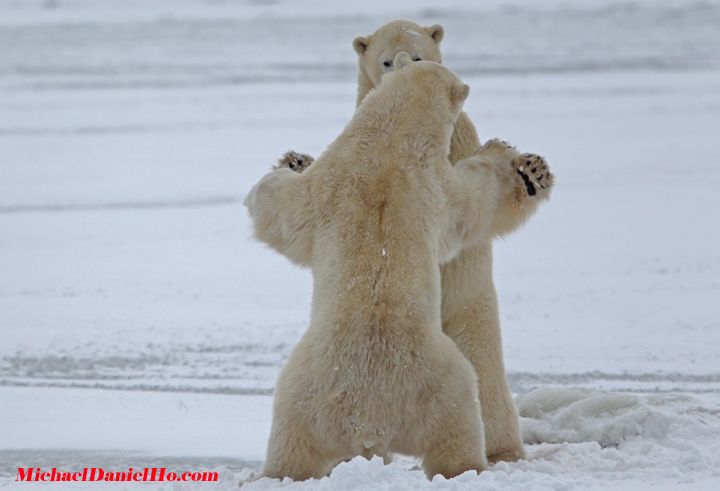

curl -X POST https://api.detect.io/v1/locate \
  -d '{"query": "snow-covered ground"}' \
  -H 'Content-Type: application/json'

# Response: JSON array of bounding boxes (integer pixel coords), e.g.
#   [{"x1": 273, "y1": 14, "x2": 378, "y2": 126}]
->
[{"x1": 1, "y1": 0, "x2": 720, "y2": 489}]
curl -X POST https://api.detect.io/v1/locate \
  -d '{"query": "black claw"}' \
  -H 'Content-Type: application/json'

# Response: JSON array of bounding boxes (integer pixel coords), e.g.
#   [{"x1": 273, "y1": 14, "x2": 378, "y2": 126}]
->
[{"x1": 517, "y1": 170, "x2": 537, "y2": 196}]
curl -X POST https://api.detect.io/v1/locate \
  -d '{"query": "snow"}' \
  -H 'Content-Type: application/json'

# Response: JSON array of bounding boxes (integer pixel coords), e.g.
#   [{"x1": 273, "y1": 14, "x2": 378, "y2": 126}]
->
[
  {"x1": 3, "y1": 387, "x2": 718, "y2": 490},
  {"x1": 1, "y1": 0, "x2": 720, "y2": 489},
  {"x1": 239, "y1": 389, "x2": 720, "y2": 490},
  {"x1": 0, "y1": 387, "x2": 270, "y2": 461}
]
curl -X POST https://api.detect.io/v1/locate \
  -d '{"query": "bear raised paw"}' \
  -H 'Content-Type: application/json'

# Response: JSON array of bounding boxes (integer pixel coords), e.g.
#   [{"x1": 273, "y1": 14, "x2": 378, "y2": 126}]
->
[
  {"x1": 274, "y1": 150, "x2": 314, "y2": 173},
  {"x1": 514, "y1": 153, "x2": 553, "y2": 198},
  {"x1": 468, "y1": 137, "x2": 554, "y2": 210}
]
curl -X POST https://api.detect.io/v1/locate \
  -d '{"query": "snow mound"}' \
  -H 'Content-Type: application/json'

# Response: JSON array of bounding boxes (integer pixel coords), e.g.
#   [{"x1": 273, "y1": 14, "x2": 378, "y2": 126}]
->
[
  {"x1": 516, "y1": 387, "x2": 709, "y2": 446},
  {"x1": 238, "y1": 388, "x2": 720, "y2": 490}
]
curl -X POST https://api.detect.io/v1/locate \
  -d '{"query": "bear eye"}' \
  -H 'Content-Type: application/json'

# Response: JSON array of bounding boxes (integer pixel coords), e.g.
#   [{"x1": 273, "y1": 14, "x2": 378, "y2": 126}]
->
[
  {"x1": 413, "y1": 57, "x2": 422, "y2": 62},
  {"x1": 382, "y1": 60, "x2": 392, "y2": 68}
]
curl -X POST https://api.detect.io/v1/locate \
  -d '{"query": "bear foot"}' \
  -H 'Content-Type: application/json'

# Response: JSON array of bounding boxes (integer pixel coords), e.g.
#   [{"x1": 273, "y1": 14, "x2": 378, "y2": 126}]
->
[
  {"x1": 487, "y1": 448, "x2": 525, "y2": 465},
  {"x1": 274, "y1": 150, "x2": 314, "y2": 173},
  {"x1": 513, "y1": 153, "x2": 553, "y2": 197}
]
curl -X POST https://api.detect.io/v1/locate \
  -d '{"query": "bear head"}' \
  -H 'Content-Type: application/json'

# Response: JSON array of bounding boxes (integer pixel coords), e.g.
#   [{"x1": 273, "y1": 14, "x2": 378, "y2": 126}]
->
[
  {"x1": 382, "y1": 52, "x2": 469, "y2": 121},
  {"x1": 353, "y1": 20, "x2": 444, "y2": 90}
]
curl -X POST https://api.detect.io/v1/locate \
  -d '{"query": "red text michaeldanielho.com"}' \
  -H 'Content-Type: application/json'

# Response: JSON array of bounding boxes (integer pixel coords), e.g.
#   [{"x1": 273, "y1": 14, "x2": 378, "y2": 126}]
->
[{"x1": 16, "y1": 467, "x2": 220, "y2": 482}]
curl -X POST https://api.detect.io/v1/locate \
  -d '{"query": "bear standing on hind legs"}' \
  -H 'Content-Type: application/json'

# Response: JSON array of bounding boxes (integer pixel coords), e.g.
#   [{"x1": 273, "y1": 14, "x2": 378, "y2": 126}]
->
[
  {"x1": 246, "y1": 54, "x2": 511, "y2": 480},
  {"x1": 280, "y1": 20, "x2": 554, "y2": 464}
]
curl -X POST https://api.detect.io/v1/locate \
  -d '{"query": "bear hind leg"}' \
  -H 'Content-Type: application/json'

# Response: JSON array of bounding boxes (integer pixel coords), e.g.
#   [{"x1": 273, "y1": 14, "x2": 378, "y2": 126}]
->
[
  {"x1": 418, "y1": 351, "x2": 488, "y2": 479},
  {"x1": 261, "y1": 425, "x2": 335, "y2": 481},
  {"x1": 422, "y1": 414, "x2": 487, "y2": 479}
]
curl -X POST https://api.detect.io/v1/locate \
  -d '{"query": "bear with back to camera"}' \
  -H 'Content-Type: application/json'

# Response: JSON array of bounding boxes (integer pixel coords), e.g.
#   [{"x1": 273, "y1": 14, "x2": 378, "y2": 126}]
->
[
  {"x1": 245, "y1": 53, "x2": 523, "y2": 480},
  {"x1": 276, "y1": 20, "x2": 554, "y2": 464}
]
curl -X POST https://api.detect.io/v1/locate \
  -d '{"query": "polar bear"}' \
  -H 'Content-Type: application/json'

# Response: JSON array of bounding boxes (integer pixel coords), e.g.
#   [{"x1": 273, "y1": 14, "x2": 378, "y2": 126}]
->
[
  {"x1": 279, "y1": 20, "x2": 554, "y2": 464},
  {"x1": 245, "y1": 54, "x2": 529, "y2": 480}
]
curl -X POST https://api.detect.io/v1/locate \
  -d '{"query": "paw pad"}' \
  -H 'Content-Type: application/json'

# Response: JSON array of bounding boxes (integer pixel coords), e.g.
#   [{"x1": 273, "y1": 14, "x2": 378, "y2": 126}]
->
[{"x1": 513, "y1": 153, "x2": 552, "y2": 197}]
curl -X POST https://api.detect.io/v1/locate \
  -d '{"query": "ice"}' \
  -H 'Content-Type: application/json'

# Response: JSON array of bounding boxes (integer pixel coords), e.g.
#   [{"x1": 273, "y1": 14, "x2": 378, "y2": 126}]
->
[{"x1": 2, "y1": 0, "x2": 720, "y2": 489}]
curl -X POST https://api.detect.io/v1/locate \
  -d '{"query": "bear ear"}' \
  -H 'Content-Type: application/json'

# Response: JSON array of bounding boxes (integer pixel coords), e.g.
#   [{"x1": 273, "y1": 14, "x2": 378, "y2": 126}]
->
[
  {"x1": 353, "y1": 35, "x2": 370, "y2": 55},
  {"x1": 424, "y1": 24, "x2": 444, "y2": 44},
  {"x1": 450, "y1": 83, "x2": 470, "y2": 103},
  {"x1": 393, "y1": 52, "x2": 413, "y2": 70}
]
